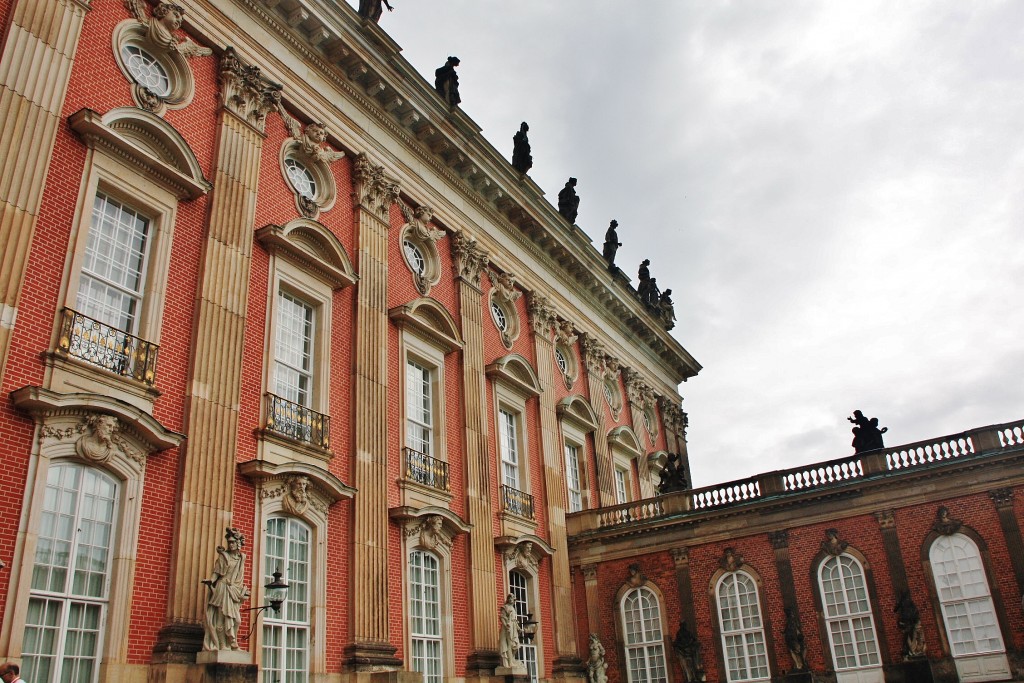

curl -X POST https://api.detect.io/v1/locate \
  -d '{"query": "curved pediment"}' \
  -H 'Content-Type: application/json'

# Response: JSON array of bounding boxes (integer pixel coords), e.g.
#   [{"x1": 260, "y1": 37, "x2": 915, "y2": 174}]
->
[
  {"x1": 256, "y1": 220, "x2": 357, "y2": 289},
  {"x1": 238, "y1": 459, "x2": 356, "y2": 503},
  {"x1": 647, "y1": 450, "x2": 669, "y2": 476},
  {"x1": 485, "y1": 353, "x2": 541, "y2": 397},
  {"x1": 68, "y1": 107, "x2": 210, "y2": 199},
  {"x1": 556, "y1": 394, "x2": 599, "y2": 432},
  {"x1": 608, "y1": 425, "x2": 643, "y2": 458},
  {"x1": 389, "y1": 297, "x2": 463, "y2": 352}
]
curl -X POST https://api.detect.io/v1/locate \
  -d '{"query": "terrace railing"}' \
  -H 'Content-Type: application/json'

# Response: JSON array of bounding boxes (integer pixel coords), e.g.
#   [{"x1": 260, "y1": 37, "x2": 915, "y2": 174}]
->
[
  {"x1": 502, "y1": 485, "x2": 535, "y2": 520},
  {"x1": 404, "y1": 447, "x2": 450, "y2": 492},
  {"x1": 265, "y1": 393, "x2": 330, "y2": 449}
]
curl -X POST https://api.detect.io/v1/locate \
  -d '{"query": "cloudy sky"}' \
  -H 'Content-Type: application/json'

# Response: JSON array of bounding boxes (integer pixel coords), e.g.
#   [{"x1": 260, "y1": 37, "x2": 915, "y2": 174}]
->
[{"x1": 352, "y1": 1, "x2": 1024, "y2": 487}]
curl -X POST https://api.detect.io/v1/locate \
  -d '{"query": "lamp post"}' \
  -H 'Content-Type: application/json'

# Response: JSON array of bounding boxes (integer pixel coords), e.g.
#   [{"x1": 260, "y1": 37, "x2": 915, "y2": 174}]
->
[
  {"x1": 520, "y1": 613, "x2": 538, "y2": 643},
  {"x1": 245, "y1": 569, "x2": 290, "y2": 638}
]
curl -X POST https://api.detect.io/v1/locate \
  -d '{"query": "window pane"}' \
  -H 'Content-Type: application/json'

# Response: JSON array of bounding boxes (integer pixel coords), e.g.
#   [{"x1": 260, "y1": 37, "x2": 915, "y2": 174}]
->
[
  {"x1": 274, "y1": 291, "x2": 315, "y2": 406},
  {"x1": 622, "y1": 588, "x2": 668, "y2": 683},
  {"x1": 499, "y1": 409, "x2": 520, "y2": 489},
  {"x1": 930, "y1": 534, "x2": 1005, "y2": 657},
  {"x1": 410, "y1": 551, "x2": 443, "y2": 683},
  {"x1": 263, "y1": 517, "x2": 311, "y2": 683},
  {"x1": 819, "y1": 555, "x2": 881, "y2": 671},
  {"x1": 406, "y1": 360, "x2": 433, "y2": 455},
  {"x1": 565, "y1": 444, "x2": 583, "y2": 513}
]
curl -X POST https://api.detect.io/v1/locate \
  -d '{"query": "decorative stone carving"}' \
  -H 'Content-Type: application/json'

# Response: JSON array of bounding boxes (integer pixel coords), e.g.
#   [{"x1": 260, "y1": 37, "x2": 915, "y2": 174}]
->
[
  {"x1": 202, "y1": 527, "x2": 250, "y2": 651},
  {"x1": 875, "y1": 510, "x2": 896, "y2": 529},
  {"x1": 659, "y1": 396, "x2": 689, "y2": 440},
  {"x1": 626, "y1": 563, "x2": 646, "y2": 587},
  {"x1": 401, "y1": 204, "x2": 442, "y2": 243},
  {"x1": 41, "y1": 414, "x2": 144, "y2": 467},
  {"x1": 581, "y1": 564, "x2": 598, "y2": 582},
  {"x1": 768, "y1": 530, "x2": 789, "y2": 550},
  {"x1": 511, "y1": 122, "x2": 532, "y2": 174},
  {"x1": 783, "y1": 607, "x2": 807, "y2": 671},
  {"x1": 658, "y1": 289, "x2": 676, "y2": 330},
  {"x1": 587, "y1": 634, "x2": 608, "y2": 683},
  {"x1": 672, "y1": 620, "x2": 706, "y2": 683},
  {"x1": 280, "y1": 475, "x2": 311, "y2": 516},
  {"x1": 410, "y1": 515, "x2": 451, "y2": 551},
  {"x1": 259, "y1": 479, "x2": 329, "y2": 517},
  {"x1": 989, "y1": 488, "x2": 1014, "y2": 508},
  {"x1": 527, "y1": 293, "x2": 557, "y2": 337},
  {"x1": 125, "y1": 1, "x2": 211, "y2": 58},
  {"x1": 498, "y1": 592, "x2": 522, "y2": 668},
  {"x1": 491, "y1": 270, "x2": 522, "y2": 305},
  {"x1": 353, "y1": 153, "x2": 400, "y2": 217},
  {"x1": 450, "y1": 230, "x2": 489, "y2": 287},
  {"x1": 219, "y1": 47, "x2": 281, "y2": 132},
  {"x1": 624, "y1": 368, "x2": 654, "y2": 409},
  {"x1": 669, "y1": 547, "x2": 690, "y2": 567},
  {"x1": 821, "y1": 528, "x2": 849, "y2": 556},
  {"x1": 657, "y1": 453, "x2": 689, "y2": 494},
  {"x1": 279, "y1": 108, "x2": 346, "y2": 165},
  {"x1": 895, "y1": 590, "x2": 927, "y2": 659},
  {"x1": 504, "y1": 541, "x2": 540, "y2": 573},
  {"x1": 555, "y1": 319, "x2": 578, "y2": 347},
  {"x1": 718, "y1": 547, "x2": 744, "y2": 572},
  {"x1": 932, "y1": 506, "x2": 962, "y2": 536},
  {"x1": 434, "y1": 56, "x2": 461, "y2": 107},
  {"x1": 602, "y1": 220, "x2": 620, "y2": 271},
  {"x1": 399, "y1": 203, "x2": 443, "y2": 295}
]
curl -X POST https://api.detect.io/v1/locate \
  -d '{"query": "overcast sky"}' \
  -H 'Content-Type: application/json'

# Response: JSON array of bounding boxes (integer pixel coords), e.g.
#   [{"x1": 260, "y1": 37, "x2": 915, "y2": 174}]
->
[{"x1": 352, "y1": 1, "x2": 1024, "y2": 487}]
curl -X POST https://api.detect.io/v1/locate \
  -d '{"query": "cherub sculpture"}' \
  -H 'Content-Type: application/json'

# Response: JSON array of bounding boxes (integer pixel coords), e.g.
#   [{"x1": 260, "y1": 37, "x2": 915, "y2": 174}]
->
[
  {"x1": 124, "y1": 1, "x2": 211, "y2": 58},
  {"x1": 278, "y1": 106, "x2": 346, "y2": 165}
]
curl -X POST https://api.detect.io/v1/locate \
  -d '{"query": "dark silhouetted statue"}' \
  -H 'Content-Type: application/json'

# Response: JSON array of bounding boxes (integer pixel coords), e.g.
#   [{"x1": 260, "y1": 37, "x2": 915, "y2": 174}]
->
[
  {"x1": 783, "y1": 607, "x2": 807, "y2": 671},
  {"x1": 672, "y1": 620, "x2": 705, "y2": 683},
  {"x1": 357, "y1": 0, "x2": 393, "y2": 22},
  {"x1": 895, "y1": 591, "x2": 927, "y2": 659},
  {"x1": 849, "y1": 410, "x2": 887, "y2": 453},
  {"x1": 558, "y1": 178, "x2": 580, "y2": 223},
  {"x1": 659, "y1": 289, "x2": 676, "y2": 330},
  {"x1": 602, "y1": 220, "x2": 621, "y2": 269},
  {"x1": 637, "y1": 259, "x2": 652, "y2": 303},
  {"x1": 434, "y1": 56, "x2": 461, "y2": 107},
  {"x1": 657, "y1": 453, "x2": 689, "y2": 494},
  {"x1": 511, "y1": 122, "x2": 532, "y2": 174}
]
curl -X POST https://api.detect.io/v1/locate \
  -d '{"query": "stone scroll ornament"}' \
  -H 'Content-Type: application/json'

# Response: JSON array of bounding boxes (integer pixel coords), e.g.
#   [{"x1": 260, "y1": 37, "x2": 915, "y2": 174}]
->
[
  {"x1": 123, "y1": 1, "x2": 211, "y2": 110},
  {"x1": 202, "y1": 528, "x2": 251, "y2": 651},
  {"x1": 219, "y1": 48, "x2": 281, "y2": 133}
]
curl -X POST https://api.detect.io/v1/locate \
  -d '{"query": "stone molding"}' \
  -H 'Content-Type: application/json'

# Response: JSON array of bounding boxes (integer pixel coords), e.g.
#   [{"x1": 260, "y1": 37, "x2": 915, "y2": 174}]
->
[
  {"x1": 399, "y1": 203, "x2": 444, "y2": 295},
  {"x1": 875, "y1": 509, "x2": 896, "y2": 529},
  {"x1": 527, "y1": 292, "x2": 557, "y2": 337},
  {"x1": 669, "y1": 547, "x2": 690, "y2": 567},
  {"x1": 255, "y1": 219, "x2": 357, "y2": 289},
  {"x1": 581, "y1": 564, "x2": 598, "y2": 582},
  {"x1": 388, "y1": 297, "x2": 463, "y2": 353},
  {"x1": 768, "y1": 530, "x2": 789, "y2": 550}
]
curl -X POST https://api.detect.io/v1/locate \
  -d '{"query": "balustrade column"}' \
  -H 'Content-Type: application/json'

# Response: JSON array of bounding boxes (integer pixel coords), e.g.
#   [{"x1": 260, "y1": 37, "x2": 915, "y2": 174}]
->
[
  {"x1": 528, "y1": 296, "x2": 584, "y2": 677},
  {"x1": 450, "y1": 231, "x2": 501, "y2": 674},
  {"x1": 0, "y1": 0, "x2": 89, "y2": 381},
  {"x1": 346, "y1": 154, "x2": 401, "y2": 669},
  {"x1": 155, "y1": 49, "x2": 278, "y2": 658}
]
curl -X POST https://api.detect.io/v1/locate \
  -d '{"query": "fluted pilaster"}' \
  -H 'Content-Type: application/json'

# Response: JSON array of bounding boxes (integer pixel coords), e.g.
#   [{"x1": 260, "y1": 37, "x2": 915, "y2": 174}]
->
[{"x1": 0, "y1": 0, "x2": 88, "y2": 380}]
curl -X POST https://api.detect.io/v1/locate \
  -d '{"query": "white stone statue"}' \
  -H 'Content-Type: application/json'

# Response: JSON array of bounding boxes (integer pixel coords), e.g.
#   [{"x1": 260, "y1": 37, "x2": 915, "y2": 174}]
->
[
  {"x1": 202, "y1": 528, "x2": 250, "y2": 650},
  {"x1": 587, "y1": 634, "x2": 608, "y2": 683},
  {"x1": 498, "y1": 592, "x2": 522, "y2": 669}
]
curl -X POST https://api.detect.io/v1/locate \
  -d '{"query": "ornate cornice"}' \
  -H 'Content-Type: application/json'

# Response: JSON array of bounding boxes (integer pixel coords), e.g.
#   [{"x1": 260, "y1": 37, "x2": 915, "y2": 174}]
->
[{"x1": 353, "y1": 152, "x2": 400, "y2": 216}]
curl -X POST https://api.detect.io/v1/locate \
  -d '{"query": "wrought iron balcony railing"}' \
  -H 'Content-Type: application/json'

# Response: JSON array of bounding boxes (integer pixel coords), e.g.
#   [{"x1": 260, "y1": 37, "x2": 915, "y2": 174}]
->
[
  {"x1": 403, "y1": 447, "x2": 450, "y2": 492},
  {"x1": 56, "y1": 308, "x2": 159, "y2": 385},
  {"x1": 265, "y1": 393, "x2": 330, "y2": 449},
  {"x1": 502, "y1": 484, "x2": 535, "y2": 520}
]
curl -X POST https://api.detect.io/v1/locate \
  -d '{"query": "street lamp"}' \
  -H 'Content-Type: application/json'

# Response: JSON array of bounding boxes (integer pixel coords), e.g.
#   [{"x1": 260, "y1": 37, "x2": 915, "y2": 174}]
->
[
  {"x1": 520, "y1": 613, "x2": 538, "y2": 643},
  {"x1": 244, "y1": 569, "x2": 290, "y2": 638}
]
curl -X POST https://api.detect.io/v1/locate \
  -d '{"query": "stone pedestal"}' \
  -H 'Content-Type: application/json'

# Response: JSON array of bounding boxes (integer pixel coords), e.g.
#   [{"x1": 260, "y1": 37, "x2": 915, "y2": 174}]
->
[
  {"x1": 883, "y1": 659, "x2": 934, "y2": 683},
  {"x1": 495, "y1": 665, "x2": 530, "y2": 683},
  {"x1": 196, "y1": 650, "x2": 257, "y2": 683},
  {"x1": 783, "y1": 670, "x2": 813, "y2": 683}
]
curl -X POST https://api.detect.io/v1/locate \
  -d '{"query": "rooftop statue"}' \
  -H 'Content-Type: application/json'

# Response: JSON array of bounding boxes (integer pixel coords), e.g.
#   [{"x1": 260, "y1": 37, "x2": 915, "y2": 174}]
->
[
  {"x1": 657, "y1": 452, "x2": 689, "y2": 494},
  {"x1": 602, "y1": 220, "x2": 621, "y2": 270},
  {"x1": 637, "y1": 259, "x2": 652, "y2": 303},
  {"x1": 558, "y1": 177, "x2": 580, "y2": 223},
  {"x1": 434, "y1": 56, "x2": 461, "y2": 107},
  {"x1": 512, "y1": 122, "x2": 533, "y2": 174},
  {"x1": 357, "y1": 0, "x2": 394, "y2": 22},
  {"x1": 849, "y1": 410, "x2": 887, "y2": 453},
  {"x1": 659, "y1": 289, "x2": 676, "y2": 330}
]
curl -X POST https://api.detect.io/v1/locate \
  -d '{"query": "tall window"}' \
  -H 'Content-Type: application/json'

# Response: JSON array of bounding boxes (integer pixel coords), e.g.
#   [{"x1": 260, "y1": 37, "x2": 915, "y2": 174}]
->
[
  {"x1": 509, "y1": 570, "x2": 538, "y2": 683},
  {"x1": 499, "y1": 408, "x2": 520, "y2": 490},
  {"x1": 717, "y1": 572, "x2": 769, "y2": 682},
  {"x1": 76, "y1": 193, "x2": 151, "y2": 333},
  {"x1": 263, "y1": 517, "x2": 311, "y2": 683},
  {"x1": 406, "y1": 360, "x2": 433, "y2": 456},
  {"x1": 409, "y1": 550, "x2": 443, "y2": 683},
  {"x1": 274, "y1": 290, "x2": 315, "y2": 406},
  {"x1": 22, "y1": 463, "x2": 118, "y2": 683},
  {"x1": 818, "y1": 555, "x2": 881, "y2": 673},
  {"x1": 621, "y1": 586, "x2": 668, "y2": 683},
  {"x1": 929, "y1": 534, "x2": 1004, "y2": 657},
  {"x1": 564, "y1": 444, "x2": 583, "y2": 513},
  {"x1": 614, "y1": 466, "x2": 629, "y2": 504}
]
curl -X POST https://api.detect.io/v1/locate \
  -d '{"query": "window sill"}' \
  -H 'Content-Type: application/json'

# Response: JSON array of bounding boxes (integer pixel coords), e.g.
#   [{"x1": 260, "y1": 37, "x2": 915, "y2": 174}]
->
[
  {"x1": 399, "y1": 477, "x2": 453, "y2": 509},
  {"x1": 43, "y1": 351, "x2": 160, "y2": 414},
  {"x1": 256, "y1": 428, "x2": 334, "y2": 469}
]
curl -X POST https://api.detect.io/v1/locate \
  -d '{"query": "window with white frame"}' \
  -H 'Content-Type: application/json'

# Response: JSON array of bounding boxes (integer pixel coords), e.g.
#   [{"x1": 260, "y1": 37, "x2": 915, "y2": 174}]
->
[
  {"x1": 263, "y1": 516, "x2": 311, "y2": 683},
  {"x1": 717, "y1": 572, "x2": 770, "y2": 682},
  {"x1": 818, "y1": 554, "x2": 881, "y2": 672},
  {"x1": 614, "y1": 466, "x2": 630, "y2": 504},
  {"x1": 929, "y1": 534, "x2": 1005, "y2": 657},
  {"x1": 406, "y1": 359, "x2": 433, "y2": 456},
  {"x1": 509, "y1": 570, "x2": 538, "y2": 683},
  {"x1": 274, "y1": 290, "x2": 315, "y2": 407},
  {"x1": 499, "y1": 408, "x2": 521, "y2": 490},
  {"x1": 76, "y1": 192, "x2": 151, "y2": 334},
  {"x1": 22, "y1": 463, "x2": 118, "y2": 683},
  {"x1": 621, "y1": 586, "x2": 668, "y2": 683},
  {"x1": 565, "y1": 443, "x2": 583, "y2": 513},
  {"x1": 409, "y1": 550, "x2": 443, "y2": 683}
]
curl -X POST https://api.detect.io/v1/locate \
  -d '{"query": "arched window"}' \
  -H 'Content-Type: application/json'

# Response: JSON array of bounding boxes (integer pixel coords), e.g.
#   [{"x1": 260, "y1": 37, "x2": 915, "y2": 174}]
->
[
  {"x1": 929, "y1": 534, "x2": 1004, "y2": 658},
  {"x1": 716, "y1": 572, "x2": 770, "y2": 682},
  {"x1": 621, "y1": 586, "x2": 668, "y2": 683},
  {"x1": 22, "y1": 463, "x2": 119, "y2": 683},
  {"x1": 263, "y1": 516, "x2": 312, "y2": 683},
  {"x1": 509, "y1": 569, "x2": 539, "y2": 683},
  {"x1": 818, "y1": 555, "x2": 882, "y2": 678},
  {"x1": 409, "y1": 550, "x2": 443, "y2": 683}
]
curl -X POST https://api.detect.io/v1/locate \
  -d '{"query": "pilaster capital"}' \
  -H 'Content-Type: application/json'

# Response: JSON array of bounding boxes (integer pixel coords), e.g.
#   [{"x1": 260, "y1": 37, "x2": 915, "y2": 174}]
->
[
  {"x1": 581, "y1": 564, "x2": 598, "y2": 583},
  {"x1": 450, "y1": 230, "x2": 489, "y2": 287},
  {"x1": 874, "y1": 509, "x2": 896, "y2": 529},
  {"x1": 669, "y1": 546, "x2": 690, "y2": 567},
  {"x1": 527, "y1": 293, "x2": 557, "y2": 337},
  {"x1": 624, "y1": 367, "x2": 654, "y2": 409},
  {"x1": 219, "y1": 47, "x2": 281, "y2": 133},
  {"x1": 767, "y1": 530, "x2": 789, "y2": 550},
  {"x1": 353, "y1": 153, "x2": 400, "y2": 217},
  {"x1": 658, "y1": 395, "x2": 689, "y2": 439},
  {"x1": 989, "y1": 488, "x2": 1014, "y2": 508}
]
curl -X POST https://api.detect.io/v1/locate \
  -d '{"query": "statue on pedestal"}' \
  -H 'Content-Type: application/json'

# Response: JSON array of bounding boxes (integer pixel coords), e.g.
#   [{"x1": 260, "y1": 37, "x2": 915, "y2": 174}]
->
[
  {"x1": 637, "y1": 259, "x2": 652, "y2": 303},
  {"x1": 602, "y1": 221, "x2": 621, "y2": 270},
  {"x1": 895, "y1": 591, "x2": 927, "y2": 659},
  {"x1": 783, "y1": 607, "x2": 807, "y2": 671},
  {"x1": 434, "y1": 56, "x2": 461, "y2": 107},
  {"x1": 357, "y1": 0, "x2": 394, "y2": 22},
  {"x1": 202, "y1": 528, "x2": 250, "y2": 651},
  {"x1": 658, "y1": 289, "x2": 676, "y2": 330},
  {"x1": 558, "y1": 178, "x2": 580, "y2": 223},
  {"x1": 849, "y1": 410, "x2": 887, "y2": 453},
  {"x1": 512, "y1": 122, "x2": 533, "y2": 174},
  {"x1": 498, "y1": 593, "x2": 522, "y2": 668}
]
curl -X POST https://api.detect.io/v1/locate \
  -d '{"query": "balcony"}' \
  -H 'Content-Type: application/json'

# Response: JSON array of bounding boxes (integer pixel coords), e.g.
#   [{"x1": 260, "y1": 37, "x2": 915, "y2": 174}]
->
[
  {"x1": 55, "y1": 308, "x2": 158, "y2": 385},
  {"x1": 501, "y1": 484, "x2": 535, "y2": 520},
  {"x1": 265, "y1": 393, "x2": 330, "y2": 450},
  {"x1": 403, "y1": 447, "x2": 450, "y2": 492}
]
